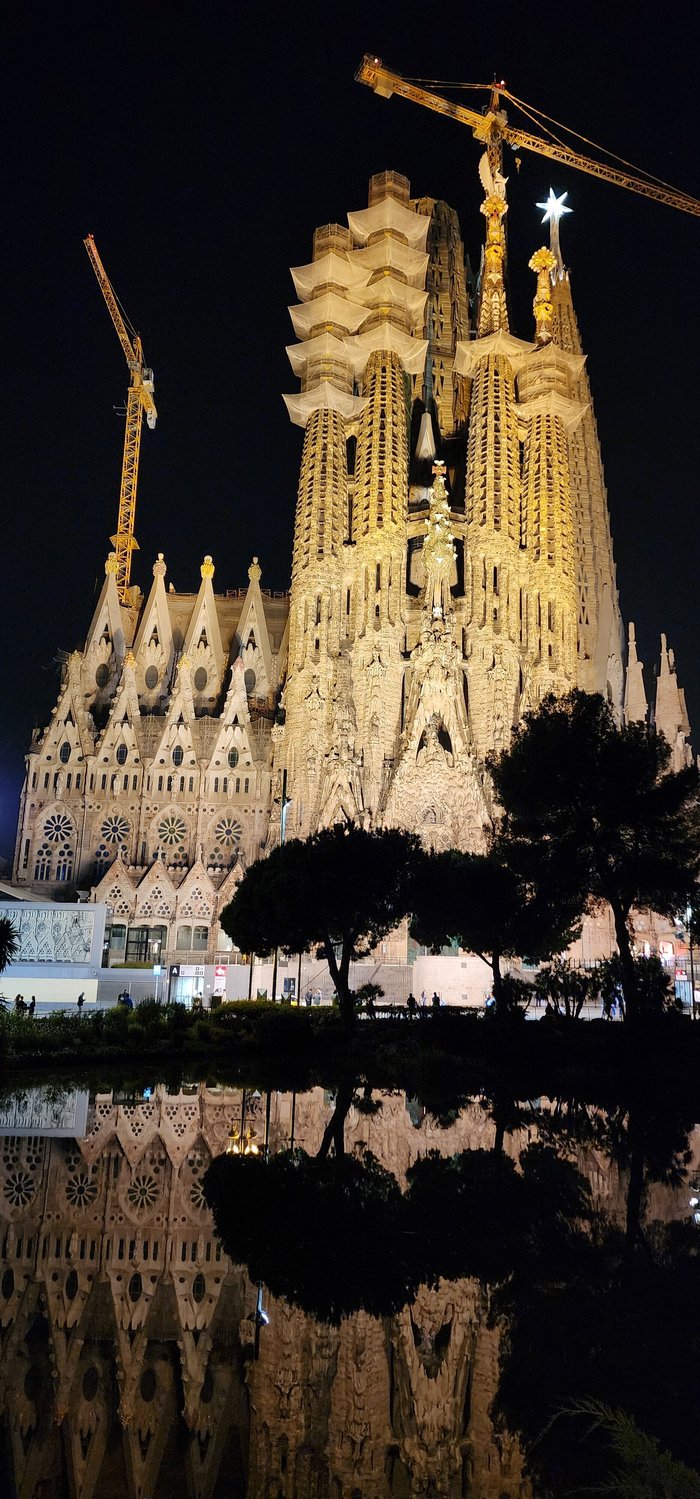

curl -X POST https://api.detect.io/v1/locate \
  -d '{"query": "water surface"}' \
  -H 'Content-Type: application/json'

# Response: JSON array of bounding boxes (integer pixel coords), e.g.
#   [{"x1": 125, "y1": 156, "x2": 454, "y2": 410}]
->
[{"x1": 0, "y1": 1075, "x2": 698, "y2": 1497}]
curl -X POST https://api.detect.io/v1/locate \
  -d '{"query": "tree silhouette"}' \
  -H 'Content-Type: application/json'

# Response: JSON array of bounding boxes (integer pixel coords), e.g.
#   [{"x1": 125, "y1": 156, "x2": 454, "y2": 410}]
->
[
  {"x1": 220, "y1": 824, "x2": 421, "y2": 1027},
  {"x1": 410, "y1": 846, "x2": 580, "y2": 1016},
  {"x1": 0, "y1": 916, "x2": 18, "y2": 976},
  {"x1": 489, "y1": 690, "x2": 700, "y2": 1022}
]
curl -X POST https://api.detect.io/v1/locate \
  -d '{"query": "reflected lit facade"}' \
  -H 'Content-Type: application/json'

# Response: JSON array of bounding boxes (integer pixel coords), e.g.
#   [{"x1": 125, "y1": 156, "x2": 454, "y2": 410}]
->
[{"x1": 0, "y1": 1083, "x2": 696, "y2": 1497}]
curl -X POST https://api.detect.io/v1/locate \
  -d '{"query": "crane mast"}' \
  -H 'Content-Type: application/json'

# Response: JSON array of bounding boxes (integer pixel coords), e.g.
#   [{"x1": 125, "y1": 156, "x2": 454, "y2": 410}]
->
[
  {"x1": 356, "y1": 56, "x2": 700, "y2": 217},
  {"x1": 84, "y1": 234, "x2": 157, "y2": 604}
]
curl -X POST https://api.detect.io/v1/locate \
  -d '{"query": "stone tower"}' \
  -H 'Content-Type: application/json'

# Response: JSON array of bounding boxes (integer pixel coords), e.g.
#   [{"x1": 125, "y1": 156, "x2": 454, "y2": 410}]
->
[{"x1": 277, "y1": 163, "x2": 631, "y2": 852}]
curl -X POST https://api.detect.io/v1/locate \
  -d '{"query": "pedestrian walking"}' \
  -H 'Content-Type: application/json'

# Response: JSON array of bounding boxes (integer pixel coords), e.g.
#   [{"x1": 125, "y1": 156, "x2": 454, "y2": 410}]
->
[
  {"x1": 406, "y1": 992, "x2": 417, "y2": 1016},
  {"x1": 28, "y1": 997, "x2": 36, "y2": 1017},
  {"x1": 77, "y1": 992, "x2": 85, "y2": 1015}
]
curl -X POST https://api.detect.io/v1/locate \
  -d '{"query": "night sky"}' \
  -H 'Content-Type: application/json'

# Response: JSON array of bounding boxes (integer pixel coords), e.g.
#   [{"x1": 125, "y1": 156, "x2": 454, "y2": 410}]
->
[{"x1": 3, "y1": 2, "x2": 698, "y2": 863}]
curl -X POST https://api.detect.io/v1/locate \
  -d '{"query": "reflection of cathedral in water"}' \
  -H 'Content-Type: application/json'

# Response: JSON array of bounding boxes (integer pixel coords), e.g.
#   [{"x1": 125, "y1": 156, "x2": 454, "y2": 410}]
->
[{"x1": 0, "y1": 1085, "x2": 694, "y2": 1497}]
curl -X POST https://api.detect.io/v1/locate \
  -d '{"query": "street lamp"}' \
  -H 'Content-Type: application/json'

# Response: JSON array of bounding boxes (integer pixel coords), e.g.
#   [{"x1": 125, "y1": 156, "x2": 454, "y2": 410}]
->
[
  {"x1": 271, "y1": 779, "x2": 293, "y2": 1004},
  {"x1": 687, "y1": 906, "x2": 697, "y2": 1020},
  {"x1": 150, "y1": 937, "x2": 162, "y2": 1003}
]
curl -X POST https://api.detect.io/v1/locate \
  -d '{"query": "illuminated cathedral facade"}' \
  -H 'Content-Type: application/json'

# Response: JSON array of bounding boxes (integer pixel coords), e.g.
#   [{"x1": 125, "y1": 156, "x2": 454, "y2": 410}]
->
[{"x1": 12, "y1": 166, "x2": 692, "y2": 964}]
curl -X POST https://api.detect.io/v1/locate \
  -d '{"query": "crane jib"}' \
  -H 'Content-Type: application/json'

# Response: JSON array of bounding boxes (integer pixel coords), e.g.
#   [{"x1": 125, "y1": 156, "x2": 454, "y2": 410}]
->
[{"x1": 356, "y1": 56, "x2": 700, "y2": 217}]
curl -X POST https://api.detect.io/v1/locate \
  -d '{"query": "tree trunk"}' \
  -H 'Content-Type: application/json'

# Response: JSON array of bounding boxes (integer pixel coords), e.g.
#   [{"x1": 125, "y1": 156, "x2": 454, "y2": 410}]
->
[
  {"x1": 315, "y1": 1078, "x2": 354, "y2": 1161},
  {"x1": 623, "y1": 1107, "x2": 646, "y2": 1273},
  {"x1": 609, "y1": 895, "x2": 637, "y2": 1022},
  {"x1": 324, "y1": 937, "x2": 356, "y2": 1031},
  {"x1": 491, "y1": 952, "x2": 504, "y2": 1016}
]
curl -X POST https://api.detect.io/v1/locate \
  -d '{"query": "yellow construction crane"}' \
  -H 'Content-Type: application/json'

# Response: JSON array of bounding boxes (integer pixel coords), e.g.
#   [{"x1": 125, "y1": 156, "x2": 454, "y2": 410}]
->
[
  {"x1": 356, "y1": 56, "x2": 700, "y2": 217},
  {"x1": 84, "y1": 234, "x2": 157, "y2": 604}
]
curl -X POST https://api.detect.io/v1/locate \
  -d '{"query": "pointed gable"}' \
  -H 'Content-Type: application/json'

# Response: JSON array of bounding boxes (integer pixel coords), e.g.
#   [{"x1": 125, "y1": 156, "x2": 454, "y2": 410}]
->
[
  {"x1": 175, "y1": 860, "x2": 215, "y2": 921},
  {"x1": 202, "y1": 657, "x2": 257, "y2": 777},
  {"x1": 95, "y1": 650, "x2": 142, "y2": 759},
  {"x1": 234, "y1": 557, "x2": 274, "y2": 698},
  {"x1": 134, "y1": 858, "x2": 177, "y2": 920},
  {"x1": 82, "y1": 554, "x2": 126, "y2": 702},
  {"x1": 183, "y1": 555, "x2": 225, "y2": 703},
  {"x1": 36, "y1": 657, "x2": 92, "y2": 763},
  {"x1": 148, "y1": 663, "x2": 199, "y2": 775},
  {"x1": 133, "y1": 553, "x2": 175, "y2": 703},
  {"x1": 92, "y1": 858, "x2": 136, "y2": 917}
]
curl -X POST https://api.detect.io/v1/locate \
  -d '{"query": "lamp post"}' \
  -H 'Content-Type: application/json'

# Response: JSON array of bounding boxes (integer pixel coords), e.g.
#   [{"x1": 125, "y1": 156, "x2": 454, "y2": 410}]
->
[
  {"x1": 687, "y1": 906, "x2": 697, "y2": 1020},
  {"x1": 271, "y1": 774, "x2": 292, "y2": 1003},
  {"x1": 150, "y1": 937, "x2": 162, "y2": 1003}
]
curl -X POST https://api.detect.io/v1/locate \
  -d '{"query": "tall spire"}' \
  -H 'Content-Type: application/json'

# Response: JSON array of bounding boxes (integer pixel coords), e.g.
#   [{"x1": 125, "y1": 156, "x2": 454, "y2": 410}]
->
[
  {"x1": 544, "y1": 195, "x2": 624, "y2": 707},
  {"x1": 422, "y1": 460, "x2": 456, "y2": 623},
  {"x1": 478, "y1": 190, "x2": 509, "y2": 336},
  {"x1": 517, "y1": 246, "x2": 583, "y2": 696},
  {"x1": 624, "y1": 622, "x2": 647, "y2": 723},
  {"x1": 529, "y1": 246, "x2": 556, "y2": 345},
  {"x1": 655, "y1": 634, "x2": 692, "y2": 770}
]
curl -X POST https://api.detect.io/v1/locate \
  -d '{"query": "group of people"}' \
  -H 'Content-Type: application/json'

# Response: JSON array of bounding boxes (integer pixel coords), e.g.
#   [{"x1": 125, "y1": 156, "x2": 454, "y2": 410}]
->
[
  {"x1": 116, "y1": 990, "x2": 134, "y2": 1010},
  {"x1": 406, "y1": 991, "x2": 441, "y2": 1014},
  {"x1": 12, "y1": 994, "x2": 36, "y2": 1016}
]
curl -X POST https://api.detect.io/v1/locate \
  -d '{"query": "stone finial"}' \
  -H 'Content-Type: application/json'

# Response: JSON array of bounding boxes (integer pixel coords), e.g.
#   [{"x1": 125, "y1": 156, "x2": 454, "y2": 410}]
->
[
  {"x1": 153, "y1": 552, "x2": 167, "y2": 579},
  {"x1": 123, "y1": 649, "x2": 136, "y2": 671},
  {"x1": 529, "y1": 246, "x2": 557, "y2": 345},
  {"x1": 200, "y1": 555, "x2": 215, "y2": 581},
  {"x1": 248, "y1": 556, "x2": 262, "y2": 584},
  {"x1": 178, "y1": 653, "x2": 192, "y2": 673},
  {"x1": 105, "y1": 552, "x2": 119, "y2": 576}
]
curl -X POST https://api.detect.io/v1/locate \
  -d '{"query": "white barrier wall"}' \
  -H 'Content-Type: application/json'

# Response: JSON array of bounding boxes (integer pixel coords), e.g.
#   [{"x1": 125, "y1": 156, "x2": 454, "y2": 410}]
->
[{"x1": 0, "y1": 901, "x2": 107, "y2": 1008}]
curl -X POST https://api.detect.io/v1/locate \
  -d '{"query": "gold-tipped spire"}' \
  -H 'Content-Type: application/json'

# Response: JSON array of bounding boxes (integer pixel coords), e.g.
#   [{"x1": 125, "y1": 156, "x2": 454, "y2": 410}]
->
[
  {"x1": 529, "y1": 246, "x2": 557, "y2": 345},
  {"x1": 478, "y1": 193, "x2": 509, "y2": 335}
]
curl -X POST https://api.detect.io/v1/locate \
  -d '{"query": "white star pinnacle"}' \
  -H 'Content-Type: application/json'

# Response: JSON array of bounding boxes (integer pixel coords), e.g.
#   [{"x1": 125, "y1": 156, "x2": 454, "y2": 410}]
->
[{"x1": 536, "y1": 188, "x2": 572, "y2": 225}]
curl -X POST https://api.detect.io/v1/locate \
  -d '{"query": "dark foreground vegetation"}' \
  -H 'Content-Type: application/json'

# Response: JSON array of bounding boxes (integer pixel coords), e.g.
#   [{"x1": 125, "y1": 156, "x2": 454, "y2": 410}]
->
[{"x1": 5, "y1": 996, "x2": 700, "y2": 1100}]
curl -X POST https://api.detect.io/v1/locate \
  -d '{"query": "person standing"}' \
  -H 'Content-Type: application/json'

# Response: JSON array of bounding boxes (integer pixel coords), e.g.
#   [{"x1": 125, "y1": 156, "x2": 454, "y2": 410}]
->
[{"x1": 77, "y1": 992, "x2": 85, "y2": 1015}]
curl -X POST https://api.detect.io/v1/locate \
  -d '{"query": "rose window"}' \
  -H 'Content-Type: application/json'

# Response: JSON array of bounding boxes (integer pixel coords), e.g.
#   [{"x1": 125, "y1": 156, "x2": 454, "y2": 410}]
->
[
  {"x1": 158, "y1": 813, "x2": 187, "y2": 847},
  {"x1": 101, "y1": 813, "x2": 130, "y2": 845},
  {"x1": 190, "y1": 1179, "x2": 208, "y2": 1211},
  {"x1": 44, "y1": 813, "x2": 73, "y2": 844},
  {"x1": 66, "y1": 1172, "x2": 98, "y2": 1209},
  {"x1": 127, "y1": 1174, "x2": 159, "y2": 1211},
  {"x1": 214, "y1": 816, "x2": 242, "y2": 849},
  {"x1": 3, "y1": 1171, "x2": 36, "y2": 1208}
]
